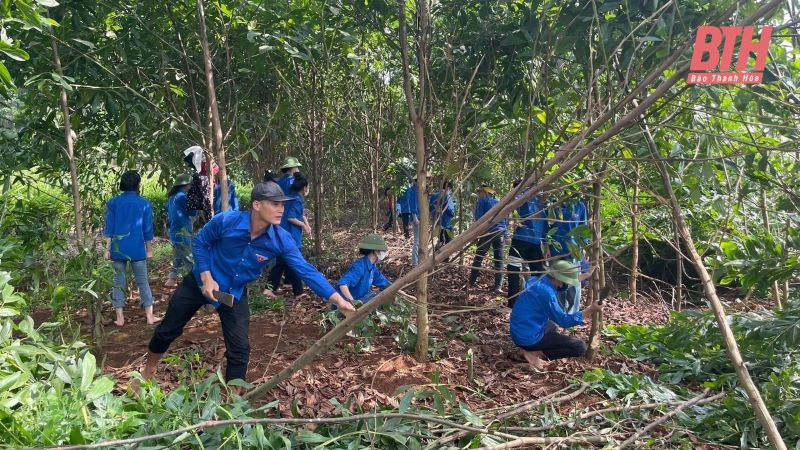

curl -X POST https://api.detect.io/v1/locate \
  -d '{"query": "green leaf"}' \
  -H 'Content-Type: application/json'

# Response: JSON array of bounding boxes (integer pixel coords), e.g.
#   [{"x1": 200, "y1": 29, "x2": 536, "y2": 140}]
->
[
  {"x1": 459, "y1": 403, "x2": 483, "y2": 426},
  {"x1": 80, "y1": 353, "x2": 96, "y2": 392},
  {"x1": 399, "y1": 388, "x2": 414, "y2": 413},
  {"x1": 295, "y1": 430, "x2": 329, "y2": 444}
]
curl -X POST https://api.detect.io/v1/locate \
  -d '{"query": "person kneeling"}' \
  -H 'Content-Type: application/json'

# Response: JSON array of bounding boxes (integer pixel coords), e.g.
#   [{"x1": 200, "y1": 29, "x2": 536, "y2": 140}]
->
[
  {"x1": 509, "y1": 260, "x2": 602, "y2": 370},
  {"x1": 337, "y1": 234, "x2": 391, "y2": 305}
]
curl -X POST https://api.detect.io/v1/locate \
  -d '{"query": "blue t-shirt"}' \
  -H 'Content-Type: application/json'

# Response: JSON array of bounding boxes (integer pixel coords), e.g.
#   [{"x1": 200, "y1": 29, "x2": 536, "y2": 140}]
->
[
  {"x1": 430, "y1": 190, "x2": 455, "y2": 229},
  {"x1": 550, "y1": 200, "x2": 588, "y2": 258},
  {"x1": 398, "y1": 185, "x2": 419, "y2": 215},
  {"x1": 513, "y1": 191, "x2": 548, "y2": 244},
  {"x1": 167, "y1": 191, "x2": 197, "y2": 244},
  {"x1": 337, "y1": 256, "x2": 391, "y2": 301},
  {"x1": 213, "y1": 179, "x2": 240, "y2": 214},
  {"x1": 509, "y1": 275, "x2": 585, "y2": 347},
  {"x1": 283, "y1": 192, "x2": 305, "y2": 247},
  {"x1": 191, "y1": 211, "x2": 335, "y2": 307},
  {"x1": 278, "y1": 174, "x2": 294, "y2": 196},
  {"x1": 104, "y1": 191, "x2": 154, "y2": 261},
  {"x1": 474, "y1": 195, "x2": 507, "y2": 233}
]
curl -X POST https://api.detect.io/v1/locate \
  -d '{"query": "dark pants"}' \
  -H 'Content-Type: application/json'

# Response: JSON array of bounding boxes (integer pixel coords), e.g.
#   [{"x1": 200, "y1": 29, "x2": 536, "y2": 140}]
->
[
  {"x1": 506, "y1": 239, "x2": 545, "y2": 308},
  {"x1": 268, "y1": 257, "x2": 303, "y2": 295},
  {"x1": 399, "y1": 213, "x2": 411, "y2": 238},
  {"x1": 439, "y1": 227, "x2": 453, "y2": 246},
  {"x1": 148, "y1": 273, "x2": 251, "y2": 381},
  {"x1": 469, "y1": 231, "x2": 505, "y2": 290},
  {"x1": 518, "y1": 322, "x2": 587, "y2": 359},
  {"x1": 382, "y1": 208, "x2": 394, "y2": 231}
]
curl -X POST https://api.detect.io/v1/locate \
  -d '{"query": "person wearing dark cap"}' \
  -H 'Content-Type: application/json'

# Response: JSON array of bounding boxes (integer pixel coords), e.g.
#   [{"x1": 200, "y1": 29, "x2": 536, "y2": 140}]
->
[
  {"x1": 165, "y1": 174, "x2": 197, "y2": 287},
  {"x1": 104, "y1": 170, "x2": 158, "y2": 326},
  {"x1": 277, "y1": 156, "x2": 302, "y2": 195},
  {"x1": 140, "y1": 181, "x2": 356, "y2": 390},
  {"x1": 337, "y1": 234, "x2": 392, "y2": 304},
  {"x1": 509, "y1": 260, "x2": 603, "y2": 370},
  {"x1": 468, "y1": 184, "x2": 507, "y2": 293}
]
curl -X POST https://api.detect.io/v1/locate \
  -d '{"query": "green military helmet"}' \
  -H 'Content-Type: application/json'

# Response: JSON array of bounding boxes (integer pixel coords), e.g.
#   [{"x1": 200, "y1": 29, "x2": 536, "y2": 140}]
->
[
  {"x1": 359, "y1": 233, "x2": 388, "y2": 251},
  {"x1": 173, "y1": 174, "x2": 192, "y2": 187},
  {"x1": 280, "y1": 156, "x2": 302, "y2": 169}
]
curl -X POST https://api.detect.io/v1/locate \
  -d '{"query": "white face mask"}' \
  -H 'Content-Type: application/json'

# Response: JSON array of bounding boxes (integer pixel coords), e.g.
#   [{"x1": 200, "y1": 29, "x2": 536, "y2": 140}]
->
[{"x1": 376, "y1": 251, "x2": 388, "y2": 261}]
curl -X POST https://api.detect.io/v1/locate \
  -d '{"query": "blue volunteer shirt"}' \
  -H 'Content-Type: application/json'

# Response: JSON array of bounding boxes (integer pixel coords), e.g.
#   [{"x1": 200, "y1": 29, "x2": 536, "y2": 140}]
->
[
  {"x1": 283, "y1": 192, "x2": 305, "y2": 247},
  {"x1": 337, "y1": 256, "x2": 391, "y2": 301},
  {"x1": 167, "y1": 191, "x2": 197, "y2": 244},
  {"x1": 191, "y1": 211, "x2": 336, "y2": 307},
  {"x1": 509, "y1": 275, "x2": 585, "y2": 347},
  {"x1": 550, "y1": 200, "x2": 588, "y2": 258},
  {"x1": 277, "y1": 174, "x2": 294, "y2": 195},
  {"x1": 474, "y1": 195, "x2": 507, "y2": 233},
  {"x1": 430, "y1": 190, "x2": 455, "y2": 229},
  {"x1": 104, "y1": 191, "x2": 154, "y2": 261},
  {"x1": 213, "y1": 179, "x2": 240, "y2": 214},
  {"x1": 397, "y1": 186, "x2": 411, "y2": 214},
  {"x1": 513, "y1": 192, "x2": 548, "y2": 244}
]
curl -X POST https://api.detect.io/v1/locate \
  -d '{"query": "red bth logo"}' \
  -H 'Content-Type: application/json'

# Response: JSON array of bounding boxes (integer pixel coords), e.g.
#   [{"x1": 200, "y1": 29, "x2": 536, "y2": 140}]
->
[{"x1": 687, "y1": 26, "x2": 772, "y2": 85}]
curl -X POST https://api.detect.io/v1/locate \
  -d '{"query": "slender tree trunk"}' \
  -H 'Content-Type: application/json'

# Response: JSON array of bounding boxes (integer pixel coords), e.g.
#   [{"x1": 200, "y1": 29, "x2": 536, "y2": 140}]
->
[
  {"x1": 398, "y1": 0, "x2": 431, "y2": 362},
  {"x1": 197, "y1": 0, "x2": 228, "y2": 212},
  {"x1": 585, "y1": 170, "x2": 604, "y2": 360},
  {"x1": 630, "y1": 164, "x2": 640, "y2": 303},
  {"x1": 50, "y1": 36, "x2": 83, "y2": 247},
  {"x1": 642, "y1": 116, "x2": 787, "y2": 450},
  {"x1": 51, "y1": 31, "x2": 100, "y2": 342},
  {"x1": 760, "y1": 185, "x2": 782, "y2": 309},
  {"x1": 674, "y1": 223, "x2": 683, "y2": 310},
  {"x1": 165, "y1": 4, "x2": 208, "y2": 150}
]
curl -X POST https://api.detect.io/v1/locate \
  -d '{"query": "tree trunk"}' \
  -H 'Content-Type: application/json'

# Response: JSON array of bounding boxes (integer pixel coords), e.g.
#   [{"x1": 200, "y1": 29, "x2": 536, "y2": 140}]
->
[
  {"x1": 398, "y1": 0, "x2": 432, "y2": 362},
  {"x1": 197, "y1": 0, "x2": 228, "y2": 212},
  {"x1": 51, "y1": 30, "x2": 99, "y2": 342},
  {"x1": 630, "y1": 163, "x2": 640, "y2": 303},
  {"x1": 642, "y1": 114, "x2": 787, "y2": 450},
  {"x1": 760, "y1": 184, "x2": 782, "y2": 309},
  {"x1": 585, "y1": 170, "x2": 604, "y2": 360}
]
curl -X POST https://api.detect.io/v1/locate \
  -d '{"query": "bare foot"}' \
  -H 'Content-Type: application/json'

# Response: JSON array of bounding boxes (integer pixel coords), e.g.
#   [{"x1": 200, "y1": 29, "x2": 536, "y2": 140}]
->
[
  {"x1": 113, "y1": 319, "x2": 125, "y2": 327},
  {"x1": 146, "y1": 316, "x2": 162, "y2": 325},
  {"x1": 164, "y1": 278, "x2": 177, "y2": 287},
  {"x1": 522, "y1": 350, "x2": 546, "y2": 370},
  {"x1": 262, "y1": 289, "x2": 277, "y2": 299}
]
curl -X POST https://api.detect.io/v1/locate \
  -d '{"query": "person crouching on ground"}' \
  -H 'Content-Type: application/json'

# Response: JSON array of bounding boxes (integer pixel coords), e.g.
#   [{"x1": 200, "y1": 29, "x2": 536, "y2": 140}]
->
[
  {"x1": 140, "y1": 181, "x2": 356, "y2": 391},
  {"x1": 337, "y1": 234, "x2": 392, "y2": 304},
  {"x1": 509, "y1": 260, "x2": 603, "y2": 370}
]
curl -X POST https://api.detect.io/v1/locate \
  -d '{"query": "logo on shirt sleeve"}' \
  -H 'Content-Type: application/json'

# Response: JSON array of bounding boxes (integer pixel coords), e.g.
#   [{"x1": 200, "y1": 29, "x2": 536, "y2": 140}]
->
[{"x1": 255, "y1": 254, "x2": 268, "y2": 263}]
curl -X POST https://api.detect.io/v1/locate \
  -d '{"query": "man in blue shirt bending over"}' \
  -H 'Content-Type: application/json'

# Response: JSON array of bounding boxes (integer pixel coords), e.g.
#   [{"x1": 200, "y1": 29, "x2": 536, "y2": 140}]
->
[{"x1": 140, "y1": 181, "x2": 355, "y2": 391}]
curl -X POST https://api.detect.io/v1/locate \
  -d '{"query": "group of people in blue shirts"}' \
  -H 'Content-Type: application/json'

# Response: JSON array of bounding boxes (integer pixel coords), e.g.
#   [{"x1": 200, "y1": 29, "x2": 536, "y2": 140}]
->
[
  {"x1": 106, "y1": 158, "x2": 601, "y2": 390},
  {"x1": 389, "y1": 177, "x2": 600, "y2": 370}
]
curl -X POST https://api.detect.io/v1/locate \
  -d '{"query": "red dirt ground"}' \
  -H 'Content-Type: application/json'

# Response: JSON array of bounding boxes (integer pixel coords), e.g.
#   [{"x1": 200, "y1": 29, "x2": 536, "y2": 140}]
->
[{"x1": 50, "y1": 228, "x2": 688, "y2": 437}]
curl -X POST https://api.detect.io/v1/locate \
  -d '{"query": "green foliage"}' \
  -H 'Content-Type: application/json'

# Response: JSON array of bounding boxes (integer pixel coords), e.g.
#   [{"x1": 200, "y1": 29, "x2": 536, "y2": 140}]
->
[{"x1": 606, "y1": 303, "x2": 800, "y2": 446}]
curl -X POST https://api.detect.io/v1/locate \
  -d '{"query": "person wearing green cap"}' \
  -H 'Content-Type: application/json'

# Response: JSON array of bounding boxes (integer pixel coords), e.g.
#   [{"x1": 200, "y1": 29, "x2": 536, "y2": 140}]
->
[
  {"x1": 277, "y1": 156, "x2": 302, "y2": 195},
  {"x1": 336, "y1": 234, "x2": 392, "y2": 304},
  {"x1": 509, "y1": 260, "x2": 603, "y2": 370},
  {"x1": 165, "y1": 174, "x2": 197, "y2": 287}
]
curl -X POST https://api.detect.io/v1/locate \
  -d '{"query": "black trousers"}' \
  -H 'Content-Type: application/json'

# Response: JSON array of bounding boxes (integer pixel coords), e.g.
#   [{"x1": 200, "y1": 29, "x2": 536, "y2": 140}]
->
[
  {"x1": 268, "y1": 257, "x2": 303, "y2": 295},
  {"x1": 399, "y1": 213, "x2": 411, "y2": 237},
  {"x1": 148, "y1": 272, "x2": 251, "y2": 381},
  {"x1": 382, "y1": 208, "x2": 394, "y2": 231},
  {"x1": 469, "y1": 231, "x2": 505, "y2": 289},
  {"x1": 506, "y1": 239, "x2": 545, "y2": 308},
  {"x1": 518, "y1": 322, "x2": 587, "y2": 359}
]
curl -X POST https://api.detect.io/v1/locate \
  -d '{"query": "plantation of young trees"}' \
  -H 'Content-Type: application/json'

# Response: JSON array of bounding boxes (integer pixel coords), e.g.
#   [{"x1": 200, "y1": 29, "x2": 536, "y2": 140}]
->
[{"x1": 1, "y1": 0, "x2": 798, "y2": 448}]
